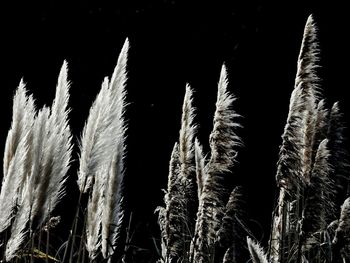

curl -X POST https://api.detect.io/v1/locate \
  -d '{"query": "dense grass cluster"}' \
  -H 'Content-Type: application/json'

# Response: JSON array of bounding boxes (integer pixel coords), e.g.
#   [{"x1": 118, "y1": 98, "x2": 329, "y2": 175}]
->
[{"x1": 0, "y1": 15, "x2": 349, "y2": 263}]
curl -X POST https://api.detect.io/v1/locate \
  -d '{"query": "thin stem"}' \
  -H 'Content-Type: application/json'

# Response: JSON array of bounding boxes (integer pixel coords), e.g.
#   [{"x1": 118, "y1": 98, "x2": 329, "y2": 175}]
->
[
  {"x1": 62, "y1": 188, "x2": 85, "y2": 263},
  {"x1": 68, "y1": 211, "x2": 80, "y2": 263},
  {"x1": 46, "y1": 227, "x2": 49, "y2": 263},
  {"x1": 77, "y1": 208, "x2": 88, "y2": 263},
  {"x1": 2, "y1": 228, "x2": 8, "y2": 262}
]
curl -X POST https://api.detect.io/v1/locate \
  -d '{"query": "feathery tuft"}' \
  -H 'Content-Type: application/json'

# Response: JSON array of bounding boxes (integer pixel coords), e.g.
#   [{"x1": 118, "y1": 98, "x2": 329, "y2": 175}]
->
[
  {"x1": 3, "y1": 80, "x2": 35, "y2": 179},
  {"x1": 0, "y1": 81, "x2": 36, "y2": 233},
  {"x1": 208, "y1": 64, "x2": 241, "y2": 174},
  {"x1": 333, "y1": 197, "x2": 350, "y2": 261},
  {"x1": 194, "y1": 138, "x2": 206, "y2": 200},
  {"x1": 177, "y1": 84, "x2": 198, "y2": 245},
  {"x1": 78, "y1": 38, "x2": 129, "y2": 194},
  {"x1": 179, "y1": 84, "x2": 196, "y2": 173},
  {"x1": 193, "y1": 64, "x2": 242, "y2": 263},
  {"x1": 79, "y1": 39, "x2": 129, "y2": 260},
  {"x1": 101, "y1": 153, "x2": 126, "y2": 260},
  {"x1": 5, "y1": 198, "x2": 31, "y2": 261},
  {"x1": 247, "y1": 237, "x2": 269, "y2": 263},
  {"x1": 295, "y1": 14, "x2": 321, "y2": 98},
  {"x1": 30, "y1": 61, "x2": 72, "y2": 229},
  {"x1": 327, "y1": 102, "x2": 350, "y2": 200},
  {"x1": 78, "y1": 77, "x2": 110, "y2": 193},
  {"x1": 301, "y1": 139, "x2": 334, "y2": 251},
  {"x1": 217, "y1": 186, "x2": 244, "y2": 248},
  {"x1": 0, "y1": 132, "x2": 30, "y2": 233},
  {"x1": 270, "y1": 15, "x2": 322, "y2": 263},
  {"x1": 86, "y1": 167, "x2": 106, "y2": 260},
  {"x1": 161, "y1": 143, "x2": 185, "y2": 262}
]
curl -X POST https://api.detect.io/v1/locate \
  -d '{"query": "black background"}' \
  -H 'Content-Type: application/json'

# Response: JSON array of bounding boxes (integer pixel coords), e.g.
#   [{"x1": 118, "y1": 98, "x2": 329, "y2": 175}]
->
[{"x1": 1, "y1": 1, "x2": 350, "y2": 262}]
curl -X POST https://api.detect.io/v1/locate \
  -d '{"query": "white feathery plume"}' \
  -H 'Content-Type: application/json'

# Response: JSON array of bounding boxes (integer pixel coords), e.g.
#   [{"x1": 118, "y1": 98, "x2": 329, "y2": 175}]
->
[
  {"x1": 109, "y1": 39, "x2": 129, "y2": 121},
  {"x1": 313, "y1": 100, "x2": 329, "y2": 147},
  {"x1": 194, "y1": 138, "x2": 206, "y2": 200},
  {"x1": 78, "y1": 39, "x2": 128, "y2": 260},
  {"x1": 30, "y1": 61, "x2": 72, "y2": 229},
  {"x1": 177, "y1": 84, "x2": 198, "y2": 245},
  {"x1": 5, "y1": 189, "x2": 31, "y2": 261},
  {"x1": 301, "y1": 139, "x2": 333, "y2": 250},
  {"x1": 275, "y1": 15, "x2": 321, "y2": 188},
  {"x1": 179, "y1": 84, "x2": 196, "y2": 178},
  {"x1": 50, "y1": 60, "x2": 70, "y2": 131},
  {"x1": 45, "y1": 60, "x2": 72, "y2": 213},
  {"x1": 217, "y1": 187, "x2": 243, "y2": 248},
  {"x1": 78, "y1": 38, "x2": 129, "y2": 194},
  {"x1": 5, "y1": 107, "x2": 51, "y2": 260},
  {"x1": 0, "y1": 81, "x2": 35, "y2": 233},
  {"x1": 298, "y1": 14, "x2": 322, "y2": 184},
  {"x1": 161, "y1": 143, "x2": 184, "y2": 262},
  {"x1": 207, "y1": 64, "x2": 241, "y2": 174},
  {"x1": 78, "y1": 77, "x2": 110, "y2": 193},
  {"x1": 270, "y1": 15, "x2": 321, "y2": 262},
  {"x1": 159, "y1": 84, "x2": 198, "y2": 262},
  {"x1": 101, "y1": 152, "x2": 126, "y2": 260},
  {"x1": 28, "y1": 107, "x2": 50, "y2": 209},
  {"x1": 3, "y1": 80, "x2": 35, "y2": 180},
  {"x1": 300, "y1": 94, "x2": 317, "y2": 183},
  {"x1": 101, "y1": 40, "x2": 128, "y2": 261},
  {"x1": 193, "y1": 64, "x2": 241, "y2": 263},
  {"x1": 295, "y1": 15, "x2": 320, "y2": 98},
  {"x1": 247, "y1": 237, "x2": 269, "y2": 263},
  {"x1": 6, "y1": 62, "x2": 72, "y2": 259},
  {"x1": 86, "y1": 166, "x2": 106, "y2": 260},
  {"x1": 0, "y1": 132, "x2": 30, "y2": 233},
  {"x1": 4, "y1": 109, "x2": 49, "y2": 260}
]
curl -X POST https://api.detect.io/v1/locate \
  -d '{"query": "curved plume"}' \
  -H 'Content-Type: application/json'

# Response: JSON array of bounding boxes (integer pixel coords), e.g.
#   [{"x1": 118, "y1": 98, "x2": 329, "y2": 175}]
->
[
  {"x1": 30, "y1": 61, "x2": 72, "y2": 229},
  {"x1": 78, "y1": 39, "x2": 129, "y2": 261},
  {"x1": 78, "y1": 38, "x2": 129, "y2": 194},
  {"x1": 3, "y1": 80, "x2": 35, "y2": 179},
  {"x1": 0, "y1": 81, "x2": 35, "y2": 233},
  {"x1": 193, "y1": 64, "x2": 242, "y2": 263},
  {"x1": 270, "y1": 15, "x2": 322, "y2": 263}
]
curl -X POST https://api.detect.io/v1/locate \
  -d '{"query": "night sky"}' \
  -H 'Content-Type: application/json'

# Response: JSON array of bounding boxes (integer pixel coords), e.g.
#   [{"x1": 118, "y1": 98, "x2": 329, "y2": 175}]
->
[{"x1": 1, "y1": 1, "x2": 350, "y2": 262}]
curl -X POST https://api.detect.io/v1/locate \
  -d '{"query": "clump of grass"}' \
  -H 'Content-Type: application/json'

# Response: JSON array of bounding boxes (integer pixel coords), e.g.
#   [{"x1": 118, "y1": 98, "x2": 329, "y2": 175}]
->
[
  {"x1": 0, "y1": 61, "x2": 72, "y2": 262},
  {"x1": 158, "y1": 14, "x2": 350, "y2": 263},
  {"x1": 0, "y1": 39, "x2": 130, "y2": 263},
  {"x1": 158, "y1": 64, "x2": 246, "y2": 263},
  {"x1": 268, "y1": 15, "x2": 350, "y2": 263}
]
